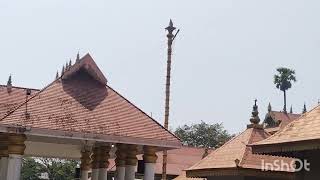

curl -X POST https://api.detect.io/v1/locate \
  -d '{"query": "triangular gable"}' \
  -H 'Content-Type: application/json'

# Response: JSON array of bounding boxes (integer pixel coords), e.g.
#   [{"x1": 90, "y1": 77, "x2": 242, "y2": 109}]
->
[
  {"x1": 0, "y1": 55, "x2": 181, "y2": 148},
  {"x1": 62, "y1": 53, "x2": 107, "y2": 85}
]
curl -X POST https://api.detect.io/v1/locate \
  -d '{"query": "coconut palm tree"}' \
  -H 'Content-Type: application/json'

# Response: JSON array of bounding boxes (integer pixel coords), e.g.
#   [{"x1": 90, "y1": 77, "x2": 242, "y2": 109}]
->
[{"x1": 274, "y1": 67, "x2": 297, "y2": 112}]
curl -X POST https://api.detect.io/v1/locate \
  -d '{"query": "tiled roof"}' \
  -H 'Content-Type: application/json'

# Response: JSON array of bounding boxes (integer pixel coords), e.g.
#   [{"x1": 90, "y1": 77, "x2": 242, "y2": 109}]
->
[
  {"x1": 252, "y1": 105, "x2": 320, "y2": 153},
  {"x1": 187, "y1": 127, "x2": 295, "y2": 177},
  {"x1": 264, "y1": 111, "x2": 300, "y2": 129},
  {"x1": 0, "y1": 85, "x2": 39, "y2": 118},
  {"x1": 154, "y1": 147, "x2": 212, "y2": 175},
  {"x1": 0, "y1": 54, "x2": 181, "y2": 147},
  {"x1": 272, "y1": 111, "x2": 300, "y2": 129}
]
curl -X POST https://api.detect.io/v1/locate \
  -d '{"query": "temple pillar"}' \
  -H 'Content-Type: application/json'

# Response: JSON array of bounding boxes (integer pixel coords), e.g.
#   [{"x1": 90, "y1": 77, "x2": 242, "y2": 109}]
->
[
  {"x1": 80, "y1": 149, "x2": 92, "y2": 180},
  {"x1": 124, "y1": 145, "x2": 138, "y2": 180},
  {"x1": 143, "y1": 146, "x2": 158, "y2": 180},
  {"x1": 91, "y1": 147, "x2": 100, "y2": 180},
  {"x1": 0, "y1": 133, "x2": 8, "y2": 179},
  {"x1": 6, "y1": 133, "x2": 26, "y2": 180},
  {"x1": 115, "y1": 144, "x2": 127, "y2": 180},
  {"x1": 98, "y1": 144, "x2": 111, "y2": 180}
]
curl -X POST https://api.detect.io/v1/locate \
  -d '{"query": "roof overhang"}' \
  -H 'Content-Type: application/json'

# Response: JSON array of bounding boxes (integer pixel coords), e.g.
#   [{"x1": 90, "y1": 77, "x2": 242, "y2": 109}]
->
[
  {"x1": 0, "y1": 124, "x2": 181, "y2": 150},
  {"x1": 62, "y1": 53, "x2": 107, "y2": 85},
  {"x1": 186, "y1": 167, "x2": 295, "y2": 179},
  {"x1": 251, "y1": 139, "x2": 320, "y2": 156}
]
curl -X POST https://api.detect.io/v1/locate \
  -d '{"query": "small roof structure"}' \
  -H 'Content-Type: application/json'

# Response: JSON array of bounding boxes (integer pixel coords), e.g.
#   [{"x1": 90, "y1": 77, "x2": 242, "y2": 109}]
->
[
  {"x1": 0, "y1": 53, "x2": 181, "y2": 159},
  {"x1": 186, "y1": 101, "x2": 295, "y2": 179},
  {"x1": 252, "y1": 105, "x2": 320, "y2": 154},
  {"x1": 263, "y1": 110, "x2": 301, "y2": 134},
  {"x1": 263, "y1": 103, "x2": 300, "y2": 134}
]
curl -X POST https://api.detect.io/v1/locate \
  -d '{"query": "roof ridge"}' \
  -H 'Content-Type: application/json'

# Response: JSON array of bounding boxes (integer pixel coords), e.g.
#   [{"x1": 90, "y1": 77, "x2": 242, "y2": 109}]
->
[
  {"x1": 0, "y1": 84, "x2": 40, "y2": 91},
  {"x1": 188, "y1": 128, "x2": 251, "y2": 170},
  {"x1": 237, "y1": 128, "x2": 255, "y2": 167}
]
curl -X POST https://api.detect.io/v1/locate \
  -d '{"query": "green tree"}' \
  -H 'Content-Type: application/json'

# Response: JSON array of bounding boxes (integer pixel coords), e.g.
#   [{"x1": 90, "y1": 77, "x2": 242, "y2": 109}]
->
[
  {"x1": 21, "y1": 158, "x2": 78, "y2": 180},
  {"x1": 21, "y1": 157, "x2": 43, "y2": 180},
  {"x1": 174, "y1": 121, "x2": 234, "y2": 148},
  {"x1": 274, "y1": 67, "x2": 297, "y2": 112},
  {"x1": 39, "y1": 158, "x2": 78, "y2": 180}
]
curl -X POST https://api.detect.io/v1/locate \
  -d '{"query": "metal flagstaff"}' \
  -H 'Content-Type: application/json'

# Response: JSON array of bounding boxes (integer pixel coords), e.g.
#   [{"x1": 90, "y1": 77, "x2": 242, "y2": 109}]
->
[{"x1": 162, "y1": 19, "x2": 179, "y2": 180}]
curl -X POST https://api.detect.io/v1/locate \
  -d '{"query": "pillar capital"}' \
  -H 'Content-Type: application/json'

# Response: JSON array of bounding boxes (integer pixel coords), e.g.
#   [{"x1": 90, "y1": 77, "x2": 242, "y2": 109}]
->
[
  {"x1": 80, "y1": 150, "x2": 92, "y2": 171},
  {"x1": 7, "y1": 133, "x2": 26, "y2": 155},
  {"x1": 143, "y1": 146, "x2": 158, "y2": 163},
  {"x1": 91, "y1": 146, "x2": 100, "y2": 169},
  {"x1": 115, "y1": 144, "x2": 127, "y2": 167},
  {"x1": 0, "y1": 133, "x2": 8, "y2": 157},
  {"x1": 98, "y1": 145, "x2": 111, "y2": 169},
  {"x1": 125, "y1": 144, "x2": 138, "y2": 166}
]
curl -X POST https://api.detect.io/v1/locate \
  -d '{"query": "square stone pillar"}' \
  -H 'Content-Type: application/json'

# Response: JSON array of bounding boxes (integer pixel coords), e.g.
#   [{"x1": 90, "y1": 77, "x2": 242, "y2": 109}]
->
[{"x1": 124, "y1": 145, "x2": 138, "y2": 180}]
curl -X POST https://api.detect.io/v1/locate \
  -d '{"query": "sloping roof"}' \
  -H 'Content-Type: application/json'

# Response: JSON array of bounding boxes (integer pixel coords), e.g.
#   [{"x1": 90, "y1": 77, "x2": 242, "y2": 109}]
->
[
  {"x1": 0, "y1": 54, "x2": 181, "y2": 148},
  {"x1": 264, "y1": 111, "x2": 300, "y2": 134},
  {"x1": 0, "y1": 85, "x2": 39, "y2": 118},
  {"x1": 252, "y1": 105, "x2": 320, "y2": 154},
  {"x1": 186, "y1": 127, "x2": 295, "y2": 177},
  {"x1": 108, "y1": 146, "x2": 211, "y2": 176},
  {"x1": 154, "y1": 147, "x2": 212, "y2": 176}
]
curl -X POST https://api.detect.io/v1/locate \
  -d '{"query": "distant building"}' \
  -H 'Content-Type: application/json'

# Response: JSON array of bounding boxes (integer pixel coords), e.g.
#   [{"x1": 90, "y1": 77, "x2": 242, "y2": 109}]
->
[
  {"x1": 186, "y1": 101, "x2": 295, "y2": 180},
  {"x1": 263, "y1": 103, "x2": 301, "y2": 134}
]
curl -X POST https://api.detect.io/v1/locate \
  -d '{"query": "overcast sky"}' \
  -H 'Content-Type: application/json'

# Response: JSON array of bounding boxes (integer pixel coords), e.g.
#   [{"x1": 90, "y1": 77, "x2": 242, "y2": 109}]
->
[{"x1": 1, "y1": 0, "x2": 320, "y2": 133}]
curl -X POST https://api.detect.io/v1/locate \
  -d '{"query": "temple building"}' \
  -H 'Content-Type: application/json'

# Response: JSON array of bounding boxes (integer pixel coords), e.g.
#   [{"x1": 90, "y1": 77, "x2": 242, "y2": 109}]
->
[
  {"x1": 186, "y1": 100, "x2": 295, "y2": 180},
  {"x1": 252, "y1": 104, "x2": 320, "y2": 180},
  {"x1": 263, "y1": 103, "x2": 301, "y2": 135},
  {"x1": 0, "y1": 53, "x2": 182, "y2": 180}
]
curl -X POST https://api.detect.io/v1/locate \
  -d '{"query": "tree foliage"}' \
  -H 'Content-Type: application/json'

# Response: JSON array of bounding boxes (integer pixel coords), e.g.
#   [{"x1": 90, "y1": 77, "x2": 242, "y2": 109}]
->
[
  {"x1": 274, "y1": 67, "x2": 296, "y2": 112},
  {"x1": 174, "y1": 121, "x2": 234, "y2": 148},
  {"x1": 274, "y1": 67, "x2": 296, "y2": 92},
  {"x1": 21, "y1": 158, "x2": 43, "y2": 180},
  {"x1": 21, "y1": 157, "x2": 78, "y2": 180}
]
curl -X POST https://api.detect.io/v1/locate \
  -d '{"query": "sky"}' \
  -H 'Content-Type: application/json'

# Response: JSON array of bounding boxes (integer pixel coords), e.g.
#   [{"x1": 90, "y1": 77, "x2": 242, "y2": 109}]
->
[{"x1": 1, "y1": 0, "x2": 320, "y2": 134}]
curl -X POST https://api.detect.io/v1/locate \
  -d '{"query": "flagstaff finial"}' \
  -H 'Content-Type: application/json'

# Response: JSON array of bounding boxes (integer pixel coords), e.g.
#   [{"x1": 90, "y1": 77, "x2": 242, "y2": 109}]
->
[
  {"x1": 165, "y1": 19, "x2": 176, "y2": 36},
  {"x1": 303, "y1": 103, "x2": 307, "y2": 114},
  {"x1": 250, "y1": 99, "x2": 260, "y2": 124},
  {"x1": 7, "y1": 74, "x2": 12, "y2": 93}
]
